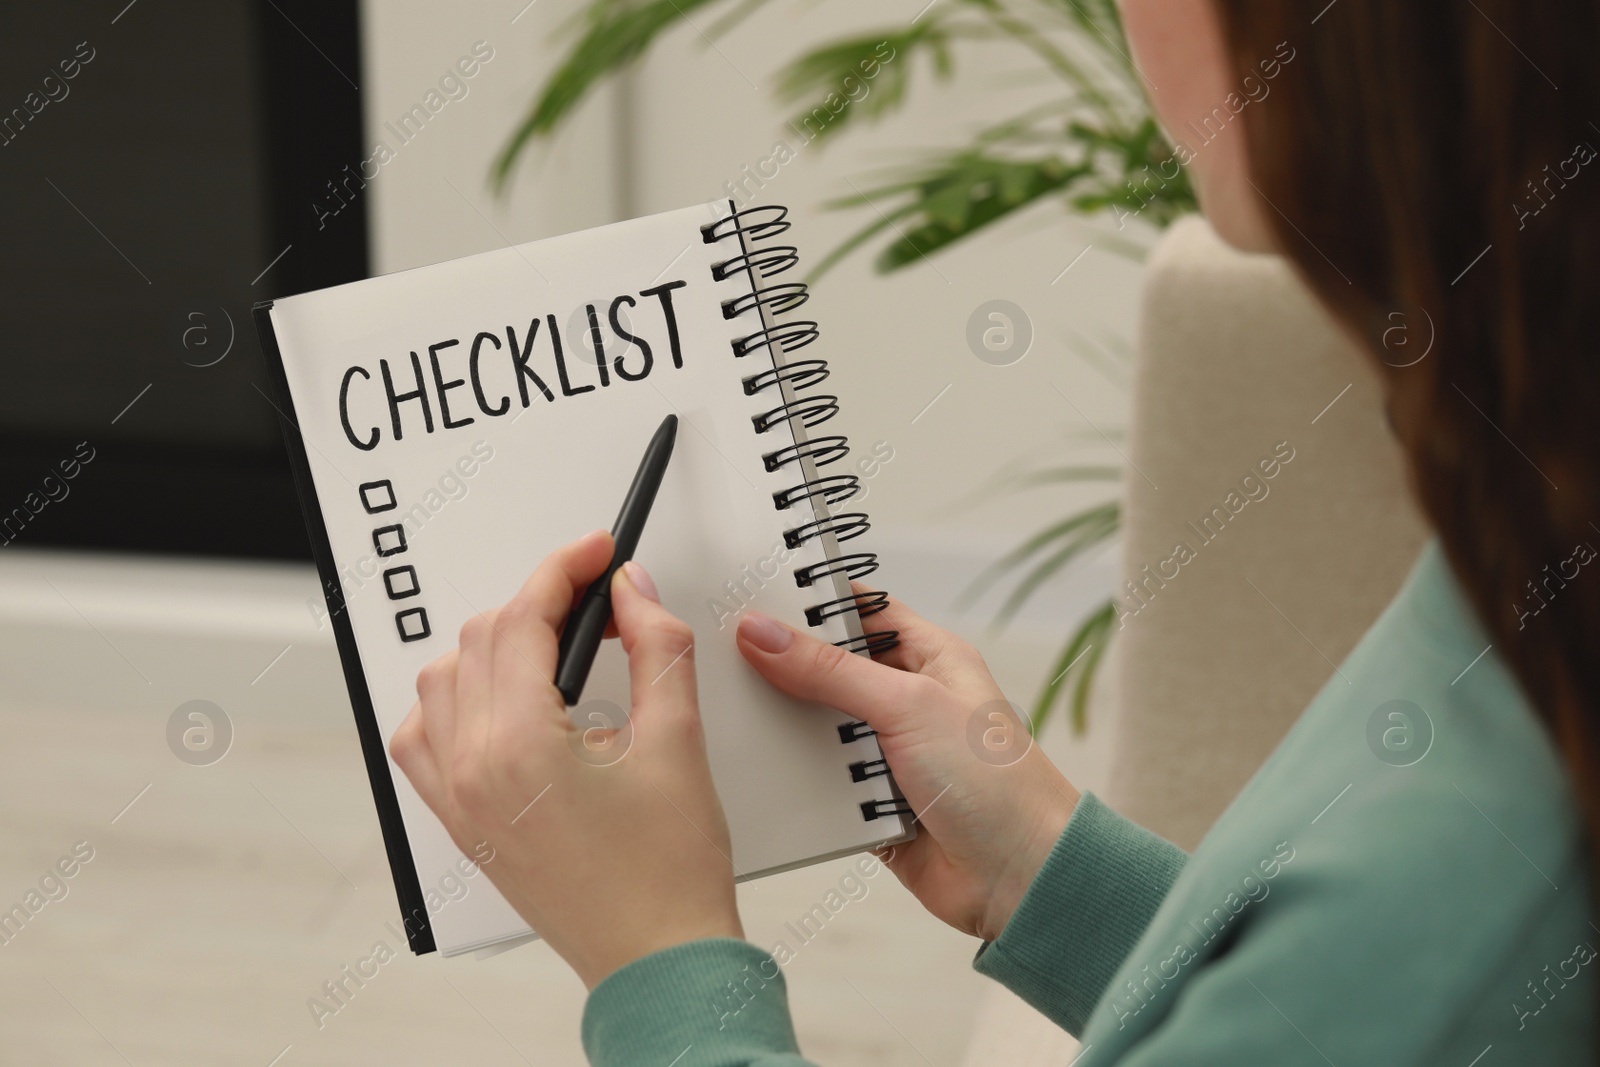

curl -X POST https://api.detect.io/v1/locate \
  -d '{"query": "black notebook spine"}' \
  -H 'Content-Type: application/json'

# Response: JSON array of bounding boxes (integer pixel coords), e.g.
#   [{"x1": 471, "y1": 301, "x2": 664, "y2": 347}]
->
[
  {"x1": 253, "y1": 300, "x2": 437, "y2": 955},
  {"x1": 704, "y1": 202, "x2": 907, "y2": 823}
]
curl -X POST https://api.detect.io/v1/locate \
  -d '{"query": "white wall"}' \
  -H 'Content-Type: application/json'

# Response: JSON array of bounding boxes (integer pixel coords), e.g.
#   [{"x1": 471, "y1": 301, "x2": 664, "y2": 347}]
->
[{"x1": 359, "y1": 2, "x2": 624, "y2": 267}]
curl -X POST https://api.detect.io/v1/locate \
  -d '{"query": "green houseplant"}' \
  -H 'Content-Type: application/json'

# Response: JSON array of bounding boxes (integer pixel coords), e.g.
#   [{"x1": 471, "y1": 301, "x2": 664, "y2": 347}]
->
[{"x1": 495, "y1": 0, "x2": 1195, "y2": 733}]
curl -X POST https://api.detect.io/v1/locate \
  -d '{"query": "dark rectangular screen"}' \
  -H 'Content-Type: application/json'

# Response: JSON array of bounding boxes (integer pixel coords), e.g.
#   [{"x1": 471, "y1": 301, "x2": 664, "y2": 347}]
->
[{"x1": 0, "y1": 0, "x2": 367, "y2": 559}]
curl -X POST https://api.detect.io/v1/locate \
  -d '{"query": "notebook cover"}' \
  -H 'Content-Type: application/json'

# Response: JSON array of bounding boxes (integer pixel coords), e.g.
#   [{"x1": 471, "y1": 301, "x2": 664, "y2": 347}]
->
[{"x1": 255, "y1": 202, "x2": 909, "y2": 956}]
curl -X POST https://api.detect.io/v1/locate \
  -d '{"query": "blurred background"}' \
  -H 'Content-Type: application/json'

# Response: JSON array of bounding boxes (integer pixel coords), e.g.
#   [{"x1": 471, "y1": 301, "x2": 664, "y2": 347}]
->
[{"x1": 0, "y1": 0, "x2": 1167, "y2": 1062}]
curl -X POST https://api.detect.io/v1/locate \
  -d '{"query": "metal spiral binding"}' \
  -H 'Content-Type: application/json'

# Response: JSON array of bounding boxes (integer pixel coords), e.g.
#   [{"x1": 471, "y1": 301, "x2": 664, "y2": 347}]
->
[
  {"x1": 835, "y1": 631, "x2": 901, "y2": 655},
  {"x1": 838, "y1": 721, "x2": 876, "y2": 743},
  {"x1": 774, "y1": 474, "x2": 859, "y2": 512},
  {"x1": 762, "y1": 434, "x2": 849, "y2": 472},
  {"x1": 794, "y1": 550, "x2": 877, "y2": 587},
  {"x1": 849, "y1": 758, "x2": 890, "y2": 782},
  {"x1": 701, "y1": 205, "x2": 791, "y2": 243},
  {"x1": 806, "y1": 590, "x2": 889, "y2": 627},
  {"x1": 752, "y1": 393, "x2": 839, "y2": 433},
  {"x1": 743, "y1": 358, "x2": 829, "y2": 395},
  {"x1": 861, "y1": 799, "x2": 914, "y2": 822},
  {"x1": 712, "y1": 244, "x2": 799, "y2": 281},
  {"x1": 733, "y1": 320, "x2": 818, "y2": 359},
  {"x1": 784, "y1": 512, "x2": 870, "y2": 550},
  {"x1": 722, "y1": 282, "x2": 808, "y2": 320},
  {"x1": 708, "y1": 204, "x2": 901, "y2": 813}
]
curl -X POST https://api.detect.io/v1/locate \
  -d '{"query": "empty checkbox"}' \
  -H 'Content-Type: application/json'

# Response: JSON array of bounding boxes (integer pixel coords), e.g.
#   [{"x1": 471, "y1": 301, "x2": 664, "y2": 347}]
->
[
  {"x1": 360, "y1": 480, "x2": 397, "y2": 514},
  {"x1": 395, "y1": 607, "x2": 431, "y2": 642},
  {"x1": 384, "y1": 565, "x2": 420, "y2": 599},
  {"x1": 372, "y1": 524, "x2": 408, "y2": 557}
]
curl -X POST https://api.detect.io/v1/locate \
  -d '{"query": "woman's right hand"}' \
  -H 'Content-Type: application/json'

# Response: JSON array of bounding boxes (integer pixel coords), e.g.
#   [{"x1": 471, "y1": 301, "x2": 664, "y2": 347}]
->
[{"x1": 735, "y1": 588, "x2": 1080, "y2": 943}]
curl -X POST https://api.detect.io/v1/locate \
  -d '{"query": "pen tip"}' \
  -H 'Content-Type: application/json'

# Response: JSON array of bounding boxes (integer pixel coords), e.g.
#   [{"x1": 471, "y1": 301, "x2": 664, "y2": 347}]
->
[{"x1": 661, "y1": 413, "x2": 678, "y2": 435}]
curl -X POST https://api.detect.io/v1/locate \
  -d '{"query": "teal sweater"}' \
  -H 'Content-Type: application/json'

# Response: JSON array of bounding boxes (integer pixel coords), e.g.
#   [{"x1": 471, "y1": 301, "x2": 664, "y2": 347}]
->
[{"x1": 582, "y1": 543, "x2": 1595, "y2": 1064}]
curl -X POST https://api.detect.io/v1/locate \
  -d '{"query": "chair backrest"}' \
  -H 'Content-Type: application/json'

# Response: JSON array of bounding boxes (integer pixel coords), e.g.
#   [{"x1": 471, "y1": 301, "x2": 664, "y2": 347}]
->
[
  {"x1": 1104, "y1": 217, "x2": 1429, "y2": 849},
  {"x1": 957, "y1": 217, "x2": 1428, "y2": 1067}
]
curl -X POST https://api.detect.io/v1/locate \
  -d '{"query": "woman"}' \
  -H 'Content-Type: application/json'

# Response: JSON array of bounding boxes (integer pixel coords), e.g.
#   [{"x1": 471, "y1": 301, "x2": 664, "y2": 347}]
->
[{"x1": 389, "y1": 0, "x2": 1599, "y2": 1061}]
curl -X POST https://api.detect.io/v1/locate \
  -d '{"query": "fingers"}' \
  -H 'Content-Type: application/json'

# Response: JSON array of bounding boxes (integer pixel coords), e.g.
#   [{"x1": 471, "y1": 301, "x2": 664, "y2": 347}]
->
[
  {"x1": 415, "y1": 648, "x2": 459, "y2": 773},
  {"x1": 488, "y1": 529, "x2": 613, "y2": 735},
  {"x1": 500, "y1": 529, "x2": 615, "y2": 680},
  {"x1": 390, "y1": 701, "x2": 445, "y2": 810},
  {"x1": 736, "y1": 610, "x2": 919, "y2": 730},
  {"x1": 850, "y1": 582, "x2": 969, "y2": 681},
  {"x1": 451, "y1": 607, "x2": 498, "y2": 778},
  {"x1": 612, "y1": 561, "x2": 699, "y2": 725}
]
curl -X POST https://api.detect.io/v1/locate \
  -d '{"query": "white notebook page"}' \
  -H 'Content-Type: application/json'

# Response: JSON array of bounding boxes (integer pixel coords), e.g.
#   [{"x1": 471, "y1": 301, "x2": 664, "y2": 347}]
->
[{"x1": 265, "y1": 202, "x2": 907, "y2": 956}]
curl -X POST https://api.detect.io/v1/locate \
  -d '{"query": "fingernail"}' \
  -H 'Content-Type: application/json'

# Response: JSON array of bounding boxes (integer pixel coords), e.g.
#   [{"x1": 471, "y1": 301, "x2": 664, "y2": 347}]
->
[
  {"x1": 621, "y1": 560, "x2": 659, "y2": 602},
  {"x1": 738, "y1": 611, "x2": 792, "y2": 653}
]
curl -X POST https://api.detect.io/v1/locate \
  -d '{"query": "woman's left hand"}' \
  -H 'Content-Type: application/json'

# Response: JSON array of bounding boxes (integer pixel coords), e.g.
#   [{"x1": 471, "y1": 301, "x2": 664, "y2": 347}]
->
[{"x1": 389, "y1": 529, "x2": 743, "y2": 989}]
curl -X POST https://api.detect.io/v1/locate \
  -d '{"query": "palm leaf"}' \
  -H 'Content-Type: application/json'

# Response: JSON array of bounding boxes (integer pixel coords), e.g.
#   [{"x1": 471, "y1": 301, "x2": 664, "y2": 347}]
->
[
  {"x1": 1045, "y1": 0, "x2": 1134, "y2": 81},
  {"x1": 775, "y1": 25, "x2": 953, "y2": 145},
  {"x1": 492, "y1": 0, "x2": 738, "y2": 190},
  {"x1": 496, "y1": 0, "x2": 1197, "y2": 277},
  {"x1": 814, "y1": 151, "x2": 1091, "y2": 277},
  {"x1": 813, "y1": 103, "x2": 1192, "y2": 276},
  {"x1": 1031, "y1": 599, "x2": 1116, "y2": 735},
  {"x1": 972, "y1": 3, "x2": 1121, "y2": 116},
  {"x1": 987, "y1": 505, "x2": 1118, "y2": 629},
  {"x1": 1063, "y1": 117, "x2": 1197, "y2": 225},
  {"x1": 957, "y1": 501, "x2": 1117, "y2": 610},
  {"x1": 704, "y1": 0, "x2": 769, "y2": 38}
]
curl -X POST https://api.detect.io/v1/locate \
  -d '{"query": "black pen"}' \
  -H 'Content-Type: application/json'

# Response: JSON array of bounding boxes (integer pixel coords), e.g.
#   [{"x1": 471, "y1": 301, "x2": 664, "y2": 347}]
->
[{"x1": 554, "y1": 413, "x2": 678, "y2": 705}]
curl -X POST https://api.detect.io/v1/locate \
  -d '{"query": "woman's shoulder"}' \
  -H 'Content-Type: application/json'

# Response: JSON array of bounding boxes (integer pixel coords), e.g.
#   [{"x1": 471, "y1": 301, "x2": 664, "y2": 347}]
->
[
  {"x1": 1081, "y1": 541, "x2": 1594, "y2": 1058},
  {"x1": 1329, "y1": 539, "x2": 1579, "y2": 843},
  {"x1": 1239, "y1": 539, "x2": 1585, "y2": 894},
  {"x1": 1216, "y1": 538, "x2": 1592, "y2": 1050}
]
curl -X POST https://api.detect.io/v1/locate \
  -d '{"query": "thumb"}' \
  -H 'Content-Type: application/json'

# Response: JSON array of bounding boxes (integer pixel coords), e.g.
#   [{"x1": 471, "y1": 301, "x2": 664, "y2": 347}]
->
[
  {"x1": 611, "y1": 561, "x2": 699, "y2": 721},
  {"x1": 736, "y1": 611, "x2": 912, "y2": 730}
]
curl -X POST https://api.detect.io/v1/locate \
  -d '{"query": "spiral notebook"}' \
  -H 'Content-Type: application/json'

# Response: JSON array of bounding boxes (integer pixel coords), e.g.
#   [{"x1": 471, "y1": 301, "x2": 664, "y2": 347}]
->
[{"x1": 254, "y1": 202, "x2": 911, "y2": 957}]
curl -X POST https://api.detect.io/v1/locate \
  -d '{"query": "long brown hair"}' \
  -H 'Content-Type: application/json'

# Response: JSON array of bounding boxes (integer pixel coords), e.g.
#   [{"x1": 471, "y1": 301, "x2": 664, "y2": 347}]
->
[{"x1": 1211, "y1": 1, "x2": 1600, "y2": 848}]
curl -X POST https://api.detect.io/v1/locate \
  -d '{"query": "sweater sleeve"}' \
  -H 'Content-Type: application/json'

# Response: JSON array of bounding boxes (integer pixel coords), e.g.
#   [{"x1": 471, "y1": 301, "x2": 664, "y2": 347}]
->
[
  {"x1": 972, "y1": 791, "x2": 1189, "y2": 1035},
  {"x1": 582, "y1": 793, "x2": 1186, "y2": 1065},
  {"x1": 582, "y1": 938, "x2": 816, "y2": 1067}
]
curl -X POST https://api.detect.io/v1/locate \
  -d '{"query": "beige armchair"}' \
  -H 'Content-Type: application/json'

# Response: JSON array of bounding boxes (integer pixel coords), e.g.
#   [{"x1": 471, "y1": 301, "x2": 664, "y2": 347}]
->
[{"x1": 961, "y1": 216, "x2": 1429, "y2": 1065}]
